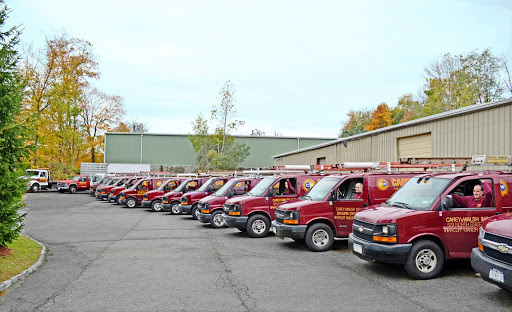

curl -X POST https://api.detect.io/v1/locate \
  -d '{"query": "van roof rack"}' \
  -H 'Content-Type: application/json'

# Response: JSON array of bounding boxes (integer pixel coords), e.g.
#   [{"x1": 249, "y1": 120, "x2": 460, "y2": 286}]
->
[{"x1": 461, "y1": 155, "x2": 512, "y2": 172}]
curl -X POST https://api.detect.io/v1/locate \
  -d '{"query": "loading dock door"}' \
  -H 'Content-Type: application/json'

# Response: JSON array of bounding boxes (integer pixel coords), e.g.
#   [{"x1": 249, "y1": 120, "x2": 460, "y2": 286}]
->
[{"x1": 398, "y1": 133, "x2": 432, "y2": 158}]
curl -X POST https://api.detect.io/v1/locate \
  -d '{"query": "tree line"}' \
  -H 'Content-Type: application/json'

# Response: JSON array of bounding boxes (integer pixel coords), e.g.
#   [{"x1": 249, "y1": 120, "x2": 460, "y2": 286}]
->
[{"x1": 340, "y1": 50, "x2": 512, "y2": 137}]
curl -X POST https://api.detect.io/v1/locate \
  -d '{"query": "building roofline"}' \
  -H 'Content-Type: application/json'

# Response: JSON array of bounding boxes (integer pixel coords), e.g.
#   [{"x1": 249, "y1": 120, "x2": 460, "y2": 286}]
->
[
  {"x1": 273, "y1": 97, "x2": 512, "y2": 158},
  {"x1": 105, "y1": 132, "x2": 336, "y2": 140}
]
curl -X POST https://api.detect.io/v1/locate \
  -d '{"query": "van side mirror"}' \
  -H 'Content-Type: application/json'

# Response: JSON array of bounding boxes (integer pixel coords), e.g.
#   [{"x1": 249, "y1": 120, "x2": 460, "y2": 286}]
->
[
  {"x1": 441, "y1": 195, "x2": 453, "y2": 210},
  {"x1": 331, "y1": 190, "x2": 337, "y2": 201},
  {"x1": 267, "y1": 189, "x2": 276, "y2": 197}
]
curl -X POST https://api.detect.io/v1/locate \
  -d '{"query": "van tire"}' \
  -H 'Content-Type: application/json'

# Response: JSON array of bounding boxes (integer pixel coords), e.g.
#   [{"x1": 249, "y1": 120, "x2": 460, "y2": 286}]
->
[
  {"x1": 126, "y1": 197, "x2": 137, "y2": 208},
  {"x1": 191, "y1": 204, "x2": 199, "y2": 220},
  {"x1": 115, "y1": 195, "x2": 121, "y2": 205},
  {"x1": 69, "y1": 185, "x2": 77, "y2": 194},
  {"x1": 210, "y1": 210, "x2": 226, "y2": 228},
  {"x1": 169, "y1": 202, "x2": 181, "y2": 215},
  {"x1": 30, "y1": 184, "x2": 39, "y2": 193},
  {"x1": 151, "y1": 199, "x2": 163, "y2": 212},
  {"x1": 404, "y1": 239, "x2": 444, "y2": 280},
  {"x1": 246, "y1": 215, "x2": 270, "y2": 238},
  {"x1": 305, "y1": 223, "x2": 334, "y2": 252}
]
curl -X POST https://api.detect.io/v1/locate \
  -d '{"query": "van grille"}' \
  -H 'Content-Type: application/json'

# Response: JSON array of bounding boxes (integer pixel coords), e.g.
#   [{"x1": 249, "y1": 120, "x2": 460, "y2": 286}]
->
[
  {"x1": 483, "y1": 232, "x2": 512, "y2": 265},
  {"x1": 352, "y1": 219, "x2": 374, "y2": 242}
]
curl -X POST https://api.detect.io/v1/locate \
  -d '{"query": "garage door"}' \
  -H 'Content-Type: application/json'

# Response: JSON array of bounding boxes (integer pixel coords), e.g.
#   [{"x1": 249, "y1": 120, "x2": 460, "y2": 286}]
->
[{"x1": 398, "y1": 133, "x2": 432, "y2": 158}]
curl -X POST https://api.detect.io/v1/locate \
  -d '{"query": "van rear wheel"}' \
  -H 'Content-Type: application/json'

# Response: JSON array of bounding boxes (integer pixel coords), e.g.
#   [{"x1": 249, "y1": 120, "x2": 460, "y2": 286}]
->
[
  {"x1": 404, "y1": 239, "x2": 444, "y2": 280},
  {"x1": 305, "y1": 223, "x2": 334, "y2": 252}
]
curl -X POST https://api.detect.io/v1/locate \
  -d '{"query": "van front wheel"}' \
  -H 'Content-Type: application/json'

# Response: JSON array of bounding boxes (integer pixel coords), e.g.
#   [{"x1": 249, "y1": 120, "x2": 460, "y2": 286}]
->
[
  {"x1": 305, "y1": 223, "x2": 334, "y2": 252},
  {"x1": 404, "y1": 239, "x2": 444, "y2": 280},
  {"x1": 246, "y1": 215, "x2": 270, "y2": 238}
]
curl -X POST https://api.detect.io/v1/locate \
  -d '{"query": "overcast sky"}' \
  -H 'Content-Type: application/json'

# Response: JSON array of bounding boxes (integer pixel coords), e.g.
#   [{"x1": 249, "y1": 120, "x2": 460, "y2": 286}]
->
[{"x1": 8, "y1": 0, "x2": 512, "y2": 138}]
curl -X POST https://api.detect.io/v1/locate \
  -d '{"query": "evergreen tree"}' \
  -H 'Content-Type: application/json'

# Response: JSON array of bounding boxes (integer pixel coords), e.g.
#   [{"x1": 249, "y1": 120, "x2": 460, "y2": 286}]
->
[{"x1": 0, "y1": 1, "x2": 29, "y2": 247}]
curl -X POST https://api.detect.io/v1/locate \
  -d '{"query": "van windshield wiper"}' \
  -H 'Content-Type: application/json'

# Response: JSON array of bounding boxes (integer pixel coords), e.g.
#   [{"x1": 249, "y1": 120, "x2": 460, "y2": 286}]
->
[{"x1": 391, "y1": 201, "x2": 411, "y2": 209}]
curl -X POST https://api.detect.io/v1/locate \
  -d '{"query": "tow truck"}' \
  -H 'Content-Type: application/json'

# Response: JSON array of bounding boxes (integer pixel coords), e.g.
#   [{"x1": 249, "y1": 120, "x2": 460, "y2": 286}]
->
[{"x1": 24, "y1": 168, "x2": 54, "y2": 192}]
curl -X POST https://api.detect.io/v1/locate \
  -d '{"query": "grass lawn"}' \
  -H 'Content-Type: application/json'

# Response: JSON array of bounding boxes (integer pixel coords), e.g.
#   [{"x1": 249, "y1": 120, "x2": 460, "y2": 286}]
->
[{"x1": 0, "y1": 236, "x2": 42, "y2": 283}]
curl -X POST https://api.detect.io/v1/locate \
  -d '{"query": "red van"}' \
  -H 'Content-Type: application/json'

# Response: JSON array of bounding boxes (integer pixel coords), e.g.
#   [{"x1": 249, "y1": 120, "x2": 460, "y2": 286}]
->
[
  {"x1": 108, "y1": 177, "x2": 141, "y2": 204},
  {"x1": 118, "y1": 177, "x2": 169, "y2": 208},
  {"x1": 141, "y1": 178, "x2": 187, "y2": 211},
  {"x1": 197, "y1": 177, "x2": 262, "y2": 228},
  {"x1": 348, "y1": 164, "x2": 512, "y2": 279},
  {"x1": 178, "y1": 177, "x2": 232, "y2": 219},
  {"x1": 96, "y1": 177, "x2": 129, "y2": 200},
  {"x1": 472, "y1": 212, "x2": 512, "y2": 292},
  {"x1": 223, "y1": 174, "x2": 325, "y2": 238},
  {"x1": 161, "y1": 177, "x2": 211, "y2": 214},
  {"x1": 272, "y1": 172, "x2": 421, "y2": 251}
]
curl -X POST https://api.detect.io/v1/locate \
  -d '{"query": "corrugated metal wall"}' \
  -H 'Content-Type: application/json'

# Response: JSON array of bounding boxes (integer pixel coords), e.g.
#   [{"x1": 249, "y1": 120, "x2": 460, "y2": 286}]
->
[
  {"x1": 105, "y1": 133, "x2": 334, "y2": 168},
  {"x1": 277, "y1": 102, "x2": 512, "y2": 165}
]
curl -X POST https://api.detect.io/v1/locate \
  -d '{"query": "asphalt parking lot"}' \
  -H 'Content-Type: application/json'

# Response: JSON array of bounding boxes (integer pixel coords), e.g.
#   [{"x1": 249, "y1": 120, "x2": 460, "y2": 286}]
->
[{"x1": 1, "y1": 190, "x2": 511, "y2": 312}]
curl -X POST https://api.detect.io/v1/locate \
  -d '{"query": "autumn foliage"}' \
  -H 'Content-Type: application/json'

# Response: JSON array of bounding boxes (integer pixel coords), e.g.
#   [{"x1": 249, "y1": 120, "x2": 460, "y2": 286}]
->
[
  {"x1": 340, "y1": 49, "x2": 512, "y2": 137},
  {"x1": 18, "y1": 33, "x2": 125, "y2": 176}
]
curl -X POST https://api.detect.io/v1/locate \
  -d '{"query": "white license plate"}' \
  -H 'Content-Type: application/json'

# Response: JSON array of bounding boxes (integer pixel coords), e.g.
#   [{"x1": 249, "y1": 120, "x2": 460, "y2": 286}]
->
[
  {"x1": 489, "y1": 268, "x2": 505, "y2": 283},
  {"x1": 272, "y1": 226, "x2": 276, "y2": 233},
  {"x1": 353, "y1": 243, "x2": 362, "y2": 254}
]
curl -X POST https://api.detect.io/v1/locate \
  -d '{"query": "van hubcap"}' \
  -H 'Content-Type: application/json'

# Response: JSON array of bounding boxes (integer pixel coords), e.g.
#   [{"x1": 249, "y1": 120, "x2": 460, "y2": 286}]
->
[
  {"x1": 415, "y1": 249, "x2": 437, "y2": 273},
  {"x1": 252, "y1": 220, "x2": 266, "y2": 234},
  {"x1": 213, "y1": 214, "x2": 224, "y2": 227},
  {"x1": 312, "y1": 229, "x2": 329, "y2": 246},
  {"x1": 171, "y1": 204, "x2": 180, "y2": 214},
  {"x1": 154, "y1": 202, "x2": 162, "y2": 211}
]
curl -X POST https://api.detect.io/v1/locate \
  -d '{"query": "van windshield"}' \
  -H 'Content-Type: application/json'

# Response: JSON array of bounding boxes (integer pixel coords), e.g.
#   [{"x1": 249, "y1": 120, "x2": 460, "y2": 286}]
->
[
  {"x1": 385, "y1": 177, "x2": 451, "y2": 211},
  {"x1": 213, "y1": 179, "x2": 238, "y2": 197},
  {"x1": 247, "y1": 177, "x2": 276, "y2": 197},
  {"x1": 174, "y1": 180, "x2": 191, "y2": 192},
  {"x1": 303, "y1": 177, "x2": 342, "y2": 201},
  {"x1": 198, "y1": 178, "x2": 215, "y2": 192}
]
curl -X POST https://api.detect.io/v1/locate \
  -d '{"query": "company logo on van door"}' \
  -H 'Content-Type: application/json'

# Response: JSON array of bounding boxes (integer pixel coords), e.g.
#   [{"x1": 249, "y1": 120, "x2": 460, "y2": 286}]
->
[
  {"x1": 302, "y1": 178, "x2": 316, "y2": 192},
  {"x1": 376, "y1": 178, "x2": 389, "y2": 191},
  {"x1": 500, "y1": 180, "x2": 509, "y2": 197}
]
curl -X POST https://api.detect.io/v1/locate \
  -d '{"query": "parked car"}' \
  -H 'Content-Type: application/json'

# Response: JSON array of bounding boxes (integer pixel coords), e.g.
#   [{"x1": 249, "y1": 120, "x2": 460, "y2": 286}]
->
[{"x1": 141, "y1": 178, "x2": 187, "y2": 211}]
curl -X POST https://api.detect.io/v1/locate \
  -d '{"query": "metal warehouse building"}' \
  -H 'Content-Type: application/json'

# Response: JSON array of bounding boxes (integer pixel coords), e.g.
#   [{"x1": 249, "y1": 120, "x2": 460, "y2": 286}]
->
[
  {"x1": 273, "y1": 98, "x2": 512, "y2": 165},
  {"x1": 104, "y1": 133, "x2": 334, "y2": 169}
]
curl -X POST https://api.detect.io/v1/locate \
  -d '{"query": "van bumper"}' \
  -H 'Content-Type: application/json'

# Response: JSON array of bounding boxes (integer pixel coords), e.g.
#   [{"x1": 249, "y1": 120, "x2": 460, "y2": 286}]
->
[
  {"x1": 224, "y1": 215, "x2": 248, "y2": 230},
  {"x1": 119, "y1": 199, "x2": 127, "y2": 205},
  {"x1": 197, "y1": 212, "x2": 211, "y2": 223},
  {"x1": 271, "y1": 220, "x2": 306, "y2": 240},
  {"x1": 348, "y1": 233, "x2": 412, "y2": 264},
  {"x1": 141, "y1": 200, "x2": 151, "y2": 208},
  {"x1": 471, "y1": 248, "x2": 512, "y2": 292},
  {"x1": 108, "y1": 195, "x2": 117, "y2": 202},
  {"x1": 178, "y1": 204, "x2": 192, "y2": 214}
]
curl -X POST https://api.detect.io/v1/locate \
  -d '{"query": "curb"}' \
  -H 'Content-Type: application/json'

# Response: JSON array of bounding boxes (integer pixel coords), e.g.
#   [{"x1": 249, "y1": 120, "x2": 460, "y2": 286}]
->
[{"x1": 0, "y1": 237, "x2": 47, "y2": 293}]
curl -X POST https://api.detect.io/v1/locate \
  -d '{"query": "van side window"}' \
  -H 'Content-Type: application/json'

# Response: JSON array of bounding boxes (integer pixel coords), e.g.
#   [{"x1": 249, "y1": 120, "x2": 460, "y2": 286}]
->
[
  {"x1": 336, "y1": 178, "x2": 364, "y2": 200},
  {"x1": 275, "y1": 178, "x2": 297, "y2": 196},
  {"x1": 447, "y1": 178, "x2": 494, "y2": 209}
]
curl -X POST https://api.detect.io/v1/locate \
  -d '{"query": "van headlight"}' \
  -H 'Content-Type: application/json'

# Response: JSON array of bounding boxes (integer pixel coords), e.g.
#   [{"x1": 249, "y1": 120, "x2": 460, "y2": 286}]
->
[{"x1": 372, "y1": 224, "x2": 398, "y2": 243}]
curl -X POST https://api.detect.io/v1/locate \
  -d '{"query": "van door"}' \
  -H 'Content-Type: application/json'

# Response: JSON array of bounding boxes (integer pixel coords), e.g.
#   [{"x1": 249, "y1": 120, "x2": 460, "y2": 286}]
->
[
  {"x1": 440, "y1": 176, "x2": 498, "y2": 258},
  {"x1": 332, "y1": 177, "x2": 366, "y2": 236},
  {"x1": 269, "y1": 178, "x2": 298, "y2": 220}
]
